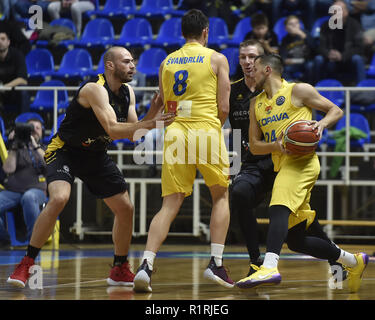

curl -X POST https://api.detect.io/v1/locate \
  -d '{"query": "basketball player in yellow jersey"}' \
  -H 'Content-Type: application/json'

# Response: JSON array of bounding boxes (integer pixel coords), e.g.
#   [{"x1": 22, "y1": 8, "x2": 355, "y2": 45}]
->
[
  {"x1": 236, "y1": 54, "x2": 369, "y2": 293},
  {"x1": 134, "y1": 9, "x2": 234, "y2": 292}
]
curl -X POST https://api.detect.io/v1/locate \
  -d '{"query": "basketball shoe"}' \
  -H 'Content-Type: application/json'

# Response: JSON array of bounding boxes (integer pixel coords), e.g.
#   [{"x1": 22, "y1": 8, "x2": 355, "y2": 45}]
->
[
  {"x1": 133, "y1": 259, "x2": 153, "y2": 293},
  {"x1": 203, "y1": 257, "x2": 234, "y2": 288},
  {"x1": 7, "y1": 256, "x2": 35, "y2": 288},
  {"x1": 107, "y1": 261, "x2": 135, "y2": 286},
  {"x1": 236, "y1": 265, "x2": 281, "y2": 289},
  {"x1": 346, "y1": 252, "x2": 369, "y2": 293},
  {"x1": 247, "y1": 258, "x2": 263, "y2": 277}
]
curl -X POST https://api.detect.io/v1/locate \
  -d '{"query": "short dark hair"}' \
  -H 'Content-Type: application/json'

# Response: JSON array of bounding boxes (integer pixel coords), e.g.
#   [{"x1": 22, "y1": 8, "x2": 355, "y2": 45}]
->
[
  {"x1": 0, "y1": 31, "x2": 10, "y2": 40},
  {"x1": 239, "y1": 39, "x2": 265, "y2": 55},
  {"x1": 181, "y1": 9, "x2": 209, "y2": 39},
  {"x1": 251, "y1": 13, "x2": 269, "y2": 28},
  {"x1": 254, "y1": 54, "x2": 284, "y2": 75}
]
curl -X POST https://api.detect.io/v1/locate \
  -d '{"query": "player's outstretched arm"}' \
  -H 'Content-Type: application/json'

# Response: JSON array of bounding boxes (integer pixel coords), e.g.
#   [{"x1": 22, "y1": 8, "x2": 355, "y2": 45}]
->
[{"x1": 79, "y1": 83, "x2": 175, "y2": 141}]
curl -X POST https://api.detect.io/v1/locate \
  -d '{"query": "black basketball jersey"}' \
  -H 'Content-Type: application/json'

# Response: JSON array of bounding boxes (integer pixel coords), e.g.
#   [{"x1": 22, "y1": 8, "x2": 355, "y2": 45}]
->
[
  {"x1": 229, "y1": 77, "x2": 269, "y2": 163},
  {"x1": 58, "y1": 74, "x2": 130, "y2": 152}
]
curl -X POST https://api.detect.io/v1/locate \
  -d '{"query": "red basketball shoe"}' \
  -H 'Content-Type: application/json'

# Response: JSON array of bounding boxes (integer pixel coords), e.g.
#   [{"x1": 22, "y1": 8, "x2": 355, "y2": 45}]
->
[
  {"x1": 7, "y1": 256, "x2": 35, "y2": 288},
  {"x1": 107, "y1": 262, "x2": 135, "y2": 286}
]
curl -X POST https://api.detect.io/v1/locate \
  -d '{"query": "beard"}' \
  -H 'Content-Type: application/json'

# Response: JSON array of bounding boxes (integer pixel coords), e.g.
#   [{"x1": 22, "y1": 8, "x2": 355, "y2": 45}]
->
[{"x1": 114, "y1": 67, "x2": 132, "y2": 83}]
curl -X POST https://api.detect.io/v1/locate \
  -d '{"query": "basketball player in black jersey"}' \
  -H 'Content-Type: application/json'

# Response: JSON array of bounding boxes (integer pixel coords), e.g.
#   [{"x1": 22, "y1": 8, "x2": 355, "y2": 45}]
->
[
  {"x1": 7, "y1": 46, "x2": 175, "y2": 288},
  {"x1": 229, "y1": 40, "x2": 275, "y2": 276},
  {"x1": 229, "y1": 40, "x2": 347, "y2": 282}
]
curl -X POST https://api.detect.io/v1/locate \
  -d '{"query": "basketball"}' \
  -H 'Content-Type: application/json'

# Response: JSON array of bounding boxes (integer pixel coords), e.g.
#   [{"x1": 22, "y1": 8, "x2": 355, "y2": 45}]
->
[{"x1": 284, "y1": 120, "x2": 319, "y2": 155}]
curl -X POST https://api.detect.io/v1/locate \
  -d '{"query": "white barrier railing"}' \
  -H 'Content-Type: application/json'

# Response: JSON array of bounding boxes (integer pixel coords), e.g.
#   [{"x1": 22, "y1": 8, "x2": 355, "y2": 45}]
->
[{"x1": 2, "y1": 85, "x2": 375, "y2": 241}]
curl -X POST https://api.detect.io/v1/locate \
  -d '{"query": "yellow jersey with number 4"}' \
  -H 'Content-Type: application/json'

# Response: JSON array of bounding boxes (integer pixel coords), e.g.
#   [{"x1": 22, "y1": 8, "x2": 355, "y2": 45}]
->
[
  {"x1": 162, "y1": 42, "x2": 220, "y2": 126},
  {"x1": 254, "y1": 79, "x2": 313, "y2": 171}
]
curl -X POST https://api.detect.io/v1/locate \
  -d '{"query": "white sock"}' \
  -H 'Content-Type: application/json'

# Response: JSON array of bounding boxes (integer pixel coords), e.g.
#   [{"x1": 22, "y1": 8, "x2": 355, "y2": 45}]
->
[
  {"x1": 211, "y1": 243, "x2": 224, "y2": 267},
  {"x1": 337, "y1": 250, "x2": 357, "y2": 268},
  {"x1": 263, "y1": 252, "x2": 279, "y2": 269},
  {"x1": 142, "y1": 251, "x2": 156, "y2": 270}
]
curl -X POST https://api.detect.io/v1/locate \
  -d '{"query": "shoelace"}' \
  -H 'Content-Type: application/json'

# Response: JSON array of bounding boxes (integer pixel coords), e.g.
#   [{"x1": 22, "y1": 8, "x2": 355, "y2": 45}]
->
[{"x1": 250, "y1": 264, "x2": 261, "y2": 272}]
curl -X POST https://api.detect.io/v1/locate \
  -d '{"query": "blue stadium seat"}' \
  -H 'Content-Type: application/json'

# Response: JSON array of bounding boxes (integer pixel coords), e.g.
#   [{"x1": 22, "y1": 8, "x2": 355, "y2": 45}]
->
[
  {"x1": 221, "y1": 47, "x2": 239, "y2": 78},
  {"x1": 6, "y1": 211, "x2": 28, "y2": 247},
  {"x1": 208, "y1": 17, "x2": 229, "y2": 48},
  {"x1": 137, "y1": 48, "x2": 167, "y2": 79},
  {"x1": 15, "y1": 112, "x2": 44, "y2": 125},
  {"x1": 51, "y1": 18, "x2": 77, "y2": 33},
  {"x1": 227, "y1": 17, "x2": 252, "y2": 47},
  {"x1": 115, "y1": 18, "x2": 153, "y2": 48},
  {"x1": 30, "y1": 80, "x2": 69, "y2": 113},
  {"x1": 72, "y1": 18, "x2": 114, "y2": 49},
  {"x1": 367, "y1": 53, "x2": 375, "y2": 79},
  {"x1": 89, "y1": 0, "x2": 136, "y2": 18},
  {"x1": 316, "y1": 79, "x2": 344, "y2": 107},
  {"x1": 326, "y1": 113, "x2": 371, "y2": 148},
  {"x1": 26, "y1": 49, "x2": 55, "y2": 81},
  {"x1": 273, "y1": 17, "x2": 304, "y2": 44},
  {"x1": 351, "y1": 79, "x2": 375, "y2": 113},
  {"x1": 52, "y1": 49, "x2": 93, "y2": 81},
  {"x1": 153, "y1": 18, "x2": 185, "y2": 48},
  {"x1": 311, "y1": 16, "x2": 329, "y2": 39},
  {"x1": 135, "y1": 0, "x2": 174, "y2": 18},
  {"x1": 0, "y1": 115, "x2": 6, "y2": 142},
  {"x1": 89, "y1": 52, "x2": 105, "y2": 77},
  {"x1": 168, "y1": 0, "x2": 185, "y2": 17}
]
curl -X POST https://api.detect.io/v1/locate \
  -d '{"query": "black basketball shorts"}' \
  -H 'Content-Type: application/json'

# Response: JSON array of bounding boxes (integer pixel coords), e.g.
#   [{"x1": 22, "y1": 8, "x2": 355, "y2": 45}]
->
[{"x1": 45, "y1": 147, "x2": 128, "y2": 199}]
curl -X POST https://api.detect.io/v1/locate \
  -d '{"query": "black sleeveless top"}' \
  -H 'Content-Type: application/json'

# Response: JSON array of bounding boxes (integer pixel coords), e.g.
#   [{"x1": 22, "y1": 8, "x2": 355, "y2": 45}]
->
[
  {"x1": 229, "y1": 77, "x2": 269, "y2": 164},
  {"x1": 58, "y1": 74, "x2": 130, "y2": 152}
]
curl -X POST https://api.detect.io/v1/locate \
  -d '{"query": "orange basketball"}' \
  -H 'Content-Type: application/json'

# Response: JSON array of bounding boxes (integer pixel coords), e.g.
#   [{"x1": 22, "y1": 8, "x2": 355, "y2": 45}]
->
[{"x1": 284, "y1": 120, "x2": 319, "y2": 155}]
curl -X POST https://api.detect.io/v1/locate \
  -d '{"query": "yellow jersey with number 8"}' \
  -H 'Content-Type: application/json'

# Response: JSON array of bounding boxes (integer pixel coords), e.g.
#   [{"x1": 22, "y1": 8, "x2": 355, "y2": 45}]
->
[
  {"x1": 254, "y1": 79, "x2": 313, "y2": 171},
  {"x1": 162, "y1": 42, "x2": 220, "y2": 126}
]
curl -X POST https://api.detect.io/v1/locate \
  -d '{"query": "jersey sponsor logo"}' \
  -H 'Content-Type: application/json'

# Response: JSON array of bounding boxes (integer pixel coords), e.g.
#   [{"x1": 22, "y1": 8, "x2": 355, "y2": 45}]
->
[
  {"x1": 258, "y1": 112, "x2": 289, "y2": 127},
  {"x1": 232, "y1": 110, "x2": 249, "y2": 120},
  {"x1": 236, "y1": 94, "x2": 243, "y2": 100},
  {"x1": 276, "y1": 96, "x2": 285, "y2": 106},
  {"x1": 165, "y1": 55, "x2": 205, "y2": 66},
  {"x1": 82, "y1": 138, "x2": 96, "y2": 147},
  {"x1": 265, "y1": 105, "x2": 272, "y2": 114}
]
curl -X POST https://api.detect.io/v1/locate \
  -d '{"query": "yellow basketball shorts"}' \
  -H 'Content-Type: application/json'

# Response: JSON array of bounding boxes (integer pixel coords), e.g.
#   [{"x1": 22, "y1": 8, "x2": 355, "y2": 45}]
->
[
  {"x1": 270, "y1": 153, "x2": 320, "y2": 229},
  {"x1": 161, "y1": 121, "x2": 230, "y2": 197}
]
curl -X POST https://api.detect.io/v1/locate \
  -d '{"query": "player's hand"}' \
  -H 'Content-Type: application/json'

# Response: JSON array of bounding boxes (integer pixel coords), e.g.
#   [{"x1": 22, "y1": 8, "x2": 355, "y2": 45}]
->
[
  {"x1": 149, "y1": 91, "x2": 164, "y2": 113},
  {"x1": 153, "y1": 110, "x2": 175, "y2": 128},
  {"x1": 307, "y1": 120, "x2": 323, "y2": 140},
  {"x1": 276, "y1": 131, "x2": 291, "y2": 155}
]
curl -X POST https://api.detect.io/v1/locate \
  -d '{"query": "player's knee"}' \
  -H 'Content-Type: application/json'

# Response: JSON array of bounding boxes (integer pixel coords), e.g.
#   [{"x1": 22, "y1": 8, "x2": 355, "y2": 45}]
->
[
  {"x1": 48, "y1": 193, "x2": 70, "y2": 211},
  {"x1": 231, "y1": 181, "x2": 256, "y2": 205},
  {"x1": 115, "y1": 200, "x2": 134, "y2": 219}
]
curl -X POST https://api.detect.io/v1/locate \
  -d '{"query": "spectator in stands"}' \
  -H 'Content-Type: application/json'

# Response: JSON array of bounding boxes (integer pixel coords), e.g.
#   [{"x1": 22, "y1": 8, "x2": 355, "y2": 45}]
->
[
  {"x1": 235, "y1": 0, "x2": 273, "y2": 22},
  {"x1": 272, "y1": 0, "x2": 316, "y2": 30},
  {"x1": 0, "y1": 118, "x2": 47, "y2": 247},
  {"x1": 0, "y1": 0, "x2": 16, "y2": 20},
  {"x1": 313, "y1": 0, "x2": 366, "y2": 84},
  {"x1": 279, "y1": 15, "x2": 315, "y2": 82},
  {"x1": 13, "y1": 0, "x2": 52, "y2": 20},
  {"x1": 244, "y1": 12, "x2": 279, "y2": 53},
  {"x1": 345, "y1": 0, "x2": 375, "y2": 62},
  {"x1": 0, "y1": 20, "x2": 31, "y2": 55},
  {"x1": 0, "y1": 31, "x2": 30, "y2": 116},
  {"x1": 47, "y1": 0, "x2": 95, "y2": 37}
]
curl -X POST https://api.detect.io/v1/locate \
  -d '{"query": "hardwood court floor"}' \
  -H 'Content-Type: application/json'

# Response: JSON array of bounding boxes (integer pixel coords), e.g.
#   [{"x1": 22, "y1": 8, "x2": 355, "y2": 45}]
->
[{"x1": 0, "y1": 244, "x2": 374, "y2": 301}]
